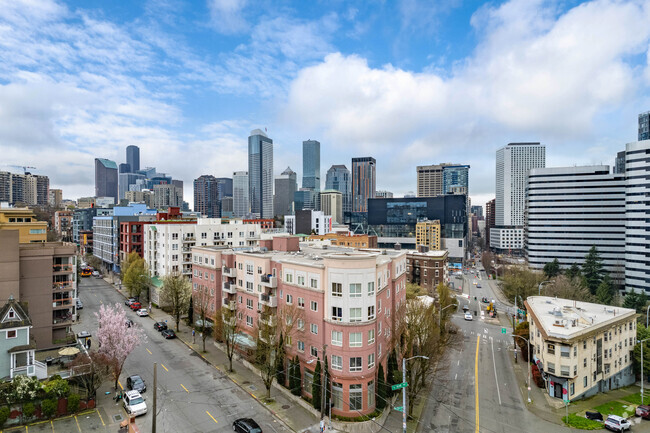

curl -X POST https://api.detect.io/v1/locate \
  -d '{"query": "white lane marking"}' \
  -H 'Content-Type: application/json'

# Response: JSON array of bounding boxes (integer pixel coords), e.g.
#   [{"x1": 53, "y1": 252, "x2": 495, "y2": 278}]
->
[
  {"x1": 491, "y1": 337, "x2": 502, "y2": 405},
  {"x1": 484, "y1": 328, "x2": 488, "y2": 334},
  {"x1": 458, "y1": 360, "x2": 460, "y2": 366},
  {"x1": 455, "y1": 373, "x2": 458, "y2": 380}
]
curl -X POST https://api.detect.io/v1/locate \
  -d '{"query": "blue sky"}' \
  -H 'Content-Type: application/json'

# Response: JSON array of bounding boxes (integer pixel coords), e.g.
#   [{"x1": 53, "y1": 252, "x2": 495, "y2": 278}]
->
[{"x1": 1, "y1": 0, "x2": 649, "y2": 208}]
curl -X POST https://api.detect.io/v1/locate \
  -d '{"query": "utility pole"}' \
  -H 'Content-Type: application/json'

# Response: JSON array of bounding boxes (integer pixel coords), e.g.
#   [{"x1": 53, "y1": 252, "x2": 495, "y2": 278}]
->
[
  {"x1": 321, "y1": 344, "x2": 327, "y2": 420},
  {"x1": 152, "y1": 362, "x2": 157, "y2": 433},
  {"x1": 402, "y1": 357, "x2": 407, "y2": 433}
]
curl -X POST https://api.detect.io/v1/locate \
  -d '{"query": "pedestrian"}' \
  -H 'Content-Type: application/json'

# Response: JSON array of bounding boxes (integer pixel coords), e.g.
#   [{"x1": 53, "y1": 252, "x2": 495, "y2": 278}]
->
[
  {"x1": 148, "y1": 303, "x2": 152, "y2": 314},
  {"x1": 192, "y1": 329, "x2": 195, "y2": 344},
  {"x1": 320, "y1": 419, "x2": 324, "y2": 433}
]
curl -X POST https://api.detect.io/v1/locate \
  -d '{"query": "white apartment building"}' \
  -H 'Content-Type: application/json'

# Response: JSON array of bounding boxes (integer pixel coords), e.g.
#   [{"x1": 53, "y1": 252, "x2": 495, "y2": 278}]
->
[
  {"x1": 525, "y1": 166, "x2": 626, "y2": 282},
  {"x1": 144, "y1": 218, "x2": 261, "y2": 278},
  {"x1": 491, "y1": 142, "x2": 545, "y2": 252},
  {"x1": 625, "y1": 140, "x2": 650, "y2": 293},
  {"x1": 527, "y1": 296, "x2": 636, "y2": 401},
  {"x1": 284, "y1": 210, "x2": 333, "y2": 236}
]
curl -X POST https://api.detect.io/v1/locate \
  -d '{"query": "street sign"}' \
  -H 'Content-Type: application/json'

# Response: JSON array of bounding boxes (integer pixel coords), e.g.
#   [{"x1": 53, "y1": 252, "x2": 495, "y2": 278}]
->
[
  {"x1": 392, "y1": 382, "x2": 408, "y2": 391},
  {"x1": 501, "y1": 327, "x2": 507, "y2": 334},
  {"x1": 394, "y1": 406, "x2": 404, "y2": 412}
]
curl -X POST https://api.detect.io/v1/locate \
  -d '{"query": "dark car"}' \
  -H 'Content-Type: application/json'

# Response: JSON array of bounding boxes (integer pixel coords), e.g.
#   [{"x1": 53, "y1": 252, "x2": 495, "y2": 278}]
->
[
  {"x1": 127, "y1": 375, "x2": 146, "y2": 393},
  {"x1": 233, "y1": 418, "x2": 262, "y2": 433},
  {"x1": 462, "y1": 305, "x2": 469, "y2": 311},
  {"x1": 636, "y1": 405, "x2": 650, "y2": 419},
  {"x1": 161, "y1": 329, "x2": 176, "y2": 339},
  {"x1": 130, "y1": 302, "x2": 142, "y2": 311},
  {"x1": 586, "y1": 410, "x2": 603, "y2": 421},
  {"x1": 481, "y1": 297, "x2": 489, "y2": 303},
  {"x1": 154, "y1": 322, "x2": 167, "y2": 331},
  {"x1": 125, "y1": 319, "x2": 134, "y2": 328}
]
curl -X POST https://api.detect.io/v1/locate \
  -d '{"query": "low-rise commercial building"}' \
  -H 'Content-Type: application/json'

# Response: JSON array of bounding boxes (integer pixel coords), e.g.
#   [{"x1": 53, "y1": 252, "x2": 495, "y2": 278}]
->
[
  {"x1": 53, "y1": 210, "x2": 73, "y2": 242},
  {"x1": 526, "y1": 296, "x2": 636, "y2": 401},
  {"x1": 306, "y1": 233, "x2": 378, "y2": 249},
  {"x1": 0, "y1": 205, "x2": 47, "y2": 243}
]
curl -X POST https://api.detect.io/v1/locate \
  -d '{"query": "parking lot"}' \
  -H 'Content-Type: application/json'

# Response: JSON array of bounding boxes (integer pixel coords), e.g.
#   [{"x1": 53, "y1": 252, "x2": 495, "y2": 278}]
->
[{"x1": 2, "y1": 409, "x2": 114, "y2": 433}]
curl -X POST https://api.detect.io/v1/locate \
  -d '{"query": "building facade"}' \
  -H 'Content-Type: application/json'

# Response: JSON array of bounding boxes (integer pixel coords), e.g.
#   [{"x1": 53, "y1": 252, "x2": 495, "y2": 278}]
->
[
  {"x1": 95, "y1": 158, "x2": 118, "y2": 203},
  {"x1": 625, "y1": 140, "x2": 650, "y2": 293},
  {"x1": 248, "y1": 130, "x2": 274, "y2": 219},
  {"x1": 194, "y1": 175, "x2": 220, "y2": 218},
  {"x1": 233, "y1": 171, "x2": 249, "y2": 218},
  {"x1": 126, "y1": 145, "x2": 140, "y2": 173},
  {"x1": 325, "y1": 165, "x2": 352, "y2": 213},
  {"x1": 320, "y1": 190, "x2": 343, "y2": 224},
  {"x1": 527, "y1": 296, "x2": 635, "y2": 401},
  {"x1": 0, "y1": 205, "x2": 47, "y2": 243},
  {"x1": 306, "y1": 233, "x2": 378, "y2": 248},
  {"x1": 48, "y1": 189, "x2": 62, "y2": 208},
  {"x1": 0, "y1": 172, "x2": 49, "y2": 206},
  {"x1": 53, "y1": 211, "x2": 74, "y2": 242},
  {"x1": 153, "y1": 184, "x2": 183, "y2": 209},
  {"x1": 285, "y1": 210, "x2": 332, "y2": 236},
  {"x1": 415, "y1": 220, "x2": 441, "y2": 251},
  {"x1": 485, "y1": 198, "x2": 495, "y2": 249},
  {"x1": 274, "y1": 167, "x2": 297, "y2": 218},
  {"x1": 125, "y1": 190, "x2": 154, "y2": 208},
  {"x1": 640, "y1": 111, "x2": 650, "y2": 141},
  {"x1": 351, "y1": 157, "x2": 376, "y2": 213},
  {"x1": 442, "y1": 165, "x2": 470, "y2": 195},
  {"x1": 302, "y1": 140, "x2": 320, "y2": 191},
  {"x1": 406, "y1": 250, "x2": 448, "y2": 292}
]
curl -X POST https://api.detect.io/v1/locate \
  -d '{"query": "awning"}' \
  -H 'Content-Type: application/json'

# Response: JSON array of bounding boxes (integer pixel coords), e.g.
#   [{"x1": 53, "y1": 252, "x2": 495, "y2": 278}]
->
[{"x1": 234, "y1": 332, "x2": 257, "y2": 349}]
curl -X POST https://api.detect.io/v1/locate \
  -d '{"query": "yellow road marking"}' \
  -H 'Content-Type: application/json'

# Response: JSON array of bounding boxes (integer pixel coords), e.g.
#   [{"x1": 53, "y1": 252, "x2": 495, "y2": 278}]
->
[
  {"x1": 146, "y1": 348, "x2": 152, "y2": 355},
  {"x1": 118, "y1": 381, "x2": 124, "y2": 390},
  {"x1": 74, "y1": 415, "x2": 81, "y2": 433},
  {"x1": 161, "y1": 363, "x2": 168, "y2": 372},
  {"x1": 206, "y1": 410, "x2": 218, "y2": 424},
  {"x1": 181, "y1": 384, "x2": 189, "y2": 393},
  {"x1": 97, "y1": 408, "x2": 105, "y2": 426},
  {"x1": 51, "y1": 420, "x2": 54, "y2": 432},
  {"x1": 475, "y1": 335, "x2": 480, "y2": 433}
]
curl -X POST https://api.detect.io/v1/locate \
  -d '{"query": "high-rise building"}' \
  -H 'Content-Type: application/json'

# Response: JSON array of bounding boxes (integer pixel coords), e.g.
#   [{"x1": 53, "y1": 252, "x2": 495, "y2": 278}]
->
[
  {"x1": 274, "y1": 167, "x2": 297, "y2": 218},
  {"x1": 415, "y1": 219, "x2": 441, "y2": 250},
  {"x1": 248, "y1": 129, "x2": 273, "y2": 218},
  {"x1": 325, "y1": 165, "x2": 352, "y2": 213},
  {"x1": 194, "y1": 175, "x2": 220, "y2": 218},
  {"x1": 625, "y1": 140, "x2": 650, "y2": 293},
  {"x1": 0, "y1": 171, "x2": 10, "y2": 203},
  {"x1": 376, "y1": 190, "x2": 393, "y2": 198},
  {"x1": 0, "y1": 172, "x2": 49, "y2": 206},
  {"x1": 614, "y1": 151, "x2": 626, "y2": 174},
  {"x1": 125, "y1": 190, "x2": 154, "y2": 208},
  {"x1": 233, "y1": 171, "x2": 249, "y2": 217},
  {"x1": 302, "y1": 140, "x2": 320, "y2": 190},
  {"x1": 470, "y1": 205, "x2": 483, "y2": 219},
  {"x1": 320, "y1": 190, "x2": 342, "y2": 224},
  {"x1": 126, "y1": 145, "x2": 140, "y2": 173},
  {"x1": 95, "y1": 158, "x2": 118, "y2": 203},
  {"x1": 490, "y1": 143, "x2": 545, "y2": 253},
  {"x1": 215, "y1": 178, "x2": 233, "y2": 199},
  {"x1": 119, "y1": 163, "x2": 130, "y2": 174},
  {"x1": 416, "y1": 164, "x2": 447, "y2": 197},
  {"x1": 442, "y1": 165, "x2": 470, "y2": 195},
  {"x1": 119, "y1": 172, "x2": 145, "y2": 201},
  {"x1": 293, "y1": 188, "x2": 316, "y2": 212},
  {"x1": 153, "y1": 184, "x2": 183, "y2": 209},
  {"x1": 640, "y1": 111, "x2": 650, "y2": 141},
  {"x1": 351, "y1": 157, "x2": 376, "y2": 213},
  {"x1": 525, "y1": 166, "x2": 626, "y2": 282},
  {"x1": 485, "y1": 198, "x2": 495, "y2": 248},
  {"x1": 221, "y1": 196, "x2": 234, "y2": 217},
  {"x1": 48, "y1": 189, "x2": 63, "y2": 208}
]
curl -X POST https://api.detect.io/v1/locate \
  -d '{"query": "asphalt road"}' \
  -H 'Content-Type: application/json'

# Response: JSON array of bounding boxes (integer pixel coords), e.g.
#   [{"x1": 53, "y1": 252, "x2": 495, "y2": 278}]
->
[{"x1": 75, "y1": 276, "x2": 289, "y2": 433}]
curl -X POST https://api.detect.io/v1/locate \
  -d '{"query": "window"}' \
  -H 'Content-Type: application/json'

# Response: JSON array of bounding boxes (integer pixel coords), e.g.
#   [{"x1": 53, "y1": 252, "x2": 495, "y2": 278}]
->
[
  {"x1": 285, "y1": 273, "x2": 293, "y2": 283},
  {"x1": 298, "y1": 297, "x2": 305, "y2": 308},
  {"x1": 368, "y1": 282, "x2": 375, "y2": 296},
  {"x1": 310, "y1": 323, "x2": 318, "y2": 335},
  {"x1": 304, "y1": 370, "x2": 313, "y2": 393},
  {"x1": 331, "y1": 306, "x2": 342, "y2": 321},
  {"x1": 332, "y1": 330, "x2": 342, "y2": 346},
  {"x1": 547, "y1": 362, "x2": 555, "y2": 374},
  {"x1": 560, "y1": 365, "x2": 570, "y2": 376},
  {"x1": 298, "y1": 341, "x2": 305, "y2": 352},
  {"x1": 573, "y1": 346, "x2": 577, "y2": 357},
  {"x1": 350, "y1": 357, "x2": 362, "y2": 372},
  {"x1": 349, "y1": 384, "x2": 362, "y2": 410},
  {"x1": 246, "y1": 316, "x2": 253, "y2": 327},
  {"x1": 368, "y1": 380, "x2": 375, "y2": 407},
  {"x1": 349, "y1": 283, "x2": 362, "y2": 298},
  {"x1": 368, "y1": 329, "x2": 375, "y2": 344},
  {"x1": 332, "y1": 382, "x2": 343, "y2": 410},
  {"x1": 386, "y1": 288, "x2": 390, "y2": 298},
  {"x1": 378, "y1": 343, "x2": 382, "y2": 357},
  {"x1": 246, "y1": 282, "x2": 253, "y2": 292},
  {"x1": 286, "y1": 294, "x2": 293, "y2": 304},
  {"x1": 350, "y1": 308, "x2": 362, "y2": 322},
  {"x1": 246, "y1": 299, "x2": 253, "y2": 310},
  {"x1": 310, "y1": 301, "x2": 318, "y2": 312},
  {"x1": 584, "y1": 376, "x2": 587, "y2": 387},
  {"x1": 311, "y1": 346, "x2": 318, "y2": 357},
  {"x1": 570, "y1": 383, "x2": 575, "y2": 396},
  {"x1": 297, "y1": 319, "x2": 304, "y2": 330},
  {"x1": 310, "y1": 278, "x2": 318, "y2": 289},
  {"x1": 368, "y1": 306, "x2": 375, "y2": 320},
  {"x1": 297, "y1": 275, "x2": 305, "y2": 286},
  {"x1": 368, "y1": 353, "x2": 375, "y2": 369},
  {"x1": 574, "y1": 365, "x2": 577, "y2": 376},
  {"x1": 548, "y1": 344, "x2": 555, "y2": 355},
  {"x1": 605, "y1": 363, "x2": 610, "y2": 374},
  {"x1": 332, "y1": 283, "x2": 342, "y2": 297},
  {"x1": 332, "y1": 355, "x2": 342, "y2": 371},
  {"x1": 561, "y1": 346, "x2": 570, "y2": 358},
  {"x1": 6, "y1": 330, "x2": 16, "y2": 339},
  {"x1": 349, "y1": 332, "x2": 362, "y2": 348},
  {"x1": 584, "y1": 358, "x2": 587, "y2": 368},
  {"x1": 378, "y1": 299, "x2": 382, "y2": 311},
  {"x1": 583, "y1": 340, "x2": 587, "y2": 350}
]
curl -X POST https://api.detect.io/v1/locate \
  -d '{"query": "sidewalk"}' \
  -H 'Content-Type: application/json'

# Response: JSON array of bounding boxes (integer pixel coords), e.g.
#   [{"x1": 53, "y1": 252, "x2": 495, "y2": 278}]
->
[{"x1": 111, "y1": 282, "x2": 322, "y2": 433}]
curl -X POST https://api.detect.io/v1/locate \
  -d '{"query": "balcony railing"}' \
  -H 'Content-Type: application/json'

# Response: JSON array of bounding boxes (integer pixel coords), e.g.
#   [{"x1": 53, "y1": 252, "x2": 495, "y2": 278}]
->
[
  {"x1": 222, "y1": 266, "x2": 236, "y2": 277},
  {"x1": 52, "y1": 281, "x2": 74, "y2": 291},
  {"x1": 260, "y1": 275, "x2": 277, "y2": 288},
  {"x1": 223, "y1": 282, "x2": 237, "y2": 295},
  {"x1": 11, "y1": 360, "x2": 47, "y2": 380},
  {"x1": 259, "y1": 293, "x2": 277, "y2": 308},
  {"x1": 259, "y1": 314, "x2": 276, "y2": 327},
  {"x1": 53, "y1": 264, "x2": 74, "y2": 273},
  {"x1": 52, "y1": 299, "x2": 73, "y2": 308},
  {"x1": 222, "y1": 299, "x2": 236, "y2": 310}
]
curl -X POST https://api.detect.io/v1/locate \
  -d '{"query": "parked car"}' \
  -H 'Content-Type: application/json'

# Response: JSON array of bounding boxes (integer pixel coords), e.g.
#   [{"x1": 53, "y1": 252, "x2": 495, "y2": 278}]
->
[
  {"x1": 476, "y1": 284, "x2": 482, "y2": 288},
  {"x1": 233, "y1": 418, "x2": 262, "y2": 433},
  {"x1": 462, "y1": 305, "x2": 469, "y2": 312},
  {"x1": 154, "y1": 322, "x2": 167, "y2": 331},
  {"x1": 125, "y1": 298, "x2": 137, "y2": 306},
  {"x1": 605, "y1": 415, "x2": 631, "y2": 432},
  {"x1": 586, "y1": 411, "x2": 603, "y2": 421},
  {"x1": 481, "y1": 297, "x2": 489, "y2": 303},
  {"x1": 130, "y1": 302, "x2": 142, "y2": 311},
  {"x1": 161, "y1": 329, "x2": 176, "y2": 339},
  {"x1": 136, "y1": 309, "x2": 148, "y2": 317},
  {"x1": 123, "y1": 390, "x2": 147, "y2": 417},
  {"x1": 637, "y1": 405, "x2": 650, "y2": 419},
  {"x1": 76, "y1": 299, "x2": 83, "y2": 309},
  {"x1": 127, "y1": 375, "x2": 146, "y2": 393},
  {"x1": 464, "y1": 312, "x2": 473, "y2": 321}
]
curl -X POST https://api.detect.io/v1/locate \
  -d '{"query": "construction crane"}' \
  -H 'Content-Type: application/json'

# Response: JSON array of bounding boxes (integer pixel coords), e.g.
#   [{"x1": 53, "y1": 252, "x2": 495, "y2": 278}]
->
[{"x1": 1, "y1": 165, "x2": 37, "y2": 174}]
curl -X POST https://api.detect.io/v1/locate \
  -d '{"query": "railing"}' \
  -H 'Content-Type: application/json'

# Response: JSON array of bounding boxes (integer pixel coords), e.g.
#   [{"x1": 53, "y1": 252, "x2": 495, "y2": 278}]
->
[
  {"x1": 222, "y1": 299, "x2": 236, "y2": 310},
  {"x1": 222, "y1": 266, "x2": 235, "y2": 277},
  {"x1": 260, "y1": 275, "x2": 277, "y2": 288},
  {"x1": 10, "y1": 360, "x2": 48, "y2": 380},
  {"x1": 52, "y1": 314, "x2": 73, "y2": 325},
  {"x1": 259, "y1": 315, "x2": 276, "y2": 327},
  {"x1": 52, "y1": 281, "x2": 74, "y2": 290},
  {"x1": 259, "y1": 293, "x2": 277, "y2": 308},
  {"x1": 53, "y1": 264, "x2": 74, "y2": 272},
  {"x1": 223, "y1": 282, "x2": 237, "y2": 294},
  {"x1": 52, "y1": 299, "x2": 73, "y2": 308}
]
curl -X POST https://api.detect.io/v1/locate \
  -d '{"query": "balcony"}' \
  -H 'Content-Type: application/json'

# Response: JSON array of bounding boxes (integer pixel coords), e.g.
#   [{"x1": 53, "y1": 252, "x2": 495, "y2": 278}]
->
[
  {"x1": 222, "y1": 299, "x2": 236, "y2": 310},
  {"x1": 182, "y1": 235, "x2": 195, "y2": 243},
  {"x1": 222, "y1": 266, "x2": 236, "y2": 277},
  {"x1": 52, "y1": 263, "x2": 74, "y2": 274},
  {"x1": 259, "y1": 293, "x2": 277, "y2": 308},
  {"x1": 260, "y1": 275, "x2": 277, "y2": 288},
  {"x1": 52, "y1": 298, "x2": 74, "y2": 309},
  {"x1": 223, "y1": 281, "x2": 237, "y2": 295},
  {"x1": 52, "y1": 312, "x2": 73, "y2": 326},
  {"x1": 52, "y1": 281, "x2": 74, "y2": 291},
  {"x1": 11, "y1": 360, "x2": 47, "y2": 380},
  {"x1": 259, "y1": 314, "x2": 276, "y2": 327}
]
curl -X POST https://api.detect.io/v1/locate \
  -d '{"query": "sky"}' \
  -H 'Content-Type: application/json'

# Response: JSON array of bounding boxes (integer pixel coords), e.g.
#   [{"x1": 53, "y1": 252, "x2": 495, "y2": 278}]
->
[{"x1": 1, "y1": 0, "x2": 649, "y2": 209}]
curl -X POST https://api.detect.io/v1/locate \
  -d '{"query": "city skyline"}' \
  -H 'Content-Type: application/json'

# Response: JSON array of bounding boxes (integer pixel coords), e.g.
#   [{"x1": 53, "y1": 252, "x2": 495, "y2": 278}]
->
[{"x1": 1, "y1": 1, "x2": 650, "y2": 208}]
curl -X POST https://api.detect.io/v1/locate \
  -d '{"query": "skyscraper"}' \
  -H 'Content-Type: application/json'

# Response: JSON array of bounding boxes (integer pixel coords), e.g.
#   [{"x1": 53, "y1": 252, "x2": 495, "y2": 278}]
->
[
  {"x1": 640, "y1": 111, "x2": 650, "y2": 141},
  {"x1": 325, "y1": 165, "x2": 352, "y2": 213},
  {"x1": 274, "y1": 167, "x2": 297, "y2": 217},
  {"x1": 194, "y1": 175, "x2": 220, "y2": 218},
  {"x1": 442, "y1": 165, "x2": 470, "y2": 194},
  {"x1": 416, "y1": 164, "x2": 447, "y2": 197},
  {"x1": 215, "y1": 178, "x2": 233, "y2": 199},
  {"x1": 490, "y1": 142, "x2": 545, "y2": 252},
  {"x1": 153, "y1": 184, "x2": 183, "y2": 209},
  {"x1": 95, "y1": 158, "x2": 118, "y2": 202},
  {"x1": 302, "y1": 140, "x2": 320, "y2": 190},
  {"x1": 126, "y1": 145, "x2": 140, "y2": 173},
  {"x1": 625, "y1": 140, "x2": 650, "y2": 293},
  {"x1": 248, "y1": 129, "x2": 273, "y2": 218},
  {"x1": 233, "y1": 171, "x2": 249, "y2": 217},
  {"x1": 351, "y1": 157, "x2": 376, "y2": 213},
  {"x1": 320, "y1": 190, "x2": 342, "y2": 224}
]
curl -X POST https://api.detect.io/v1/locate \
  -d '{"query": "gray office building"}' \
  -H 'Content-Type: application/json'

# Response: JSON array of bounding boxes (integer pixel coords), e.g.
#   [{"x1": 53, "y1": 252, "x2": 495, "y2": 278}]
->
[
  {"x1": 126, "y1": 145, "x2": 140, "y2": 173},
  {"x1": 233, "y1": 171, "x2": 249, "y2": 217},
  {"x1": 614, "y1": 151, "x2": 626, "y2": 174},
  {"x1": 302, "y1": 140, "x2": 320, "y2": 190},
  {"x1": 194, "y1": 175, "x2": 220, "y2": 218},
  {"x1": 216, "y1": 178, "x2": 233, "y2": 199},
  {"x1": 248, "y1": 129, "x2": 273, "y2": 218},
  {"x1": 640, "y1": 111, "x2": 650, "y2": 141},
  {"x1": 325, "y1": 165, "x2": 352, "y2": 213},
  {"x1": 351, "y1": 157, "x2": 376, "y2": 213},
  {"x1": 274, "y1": 167, "x2": 297, "y2": 217},
  {"x1": 119, "y1": 172, "x2": 145, "y2": 201},
  {"x1": 95, "y1": 158, "x2": 118, "y2": 203}
]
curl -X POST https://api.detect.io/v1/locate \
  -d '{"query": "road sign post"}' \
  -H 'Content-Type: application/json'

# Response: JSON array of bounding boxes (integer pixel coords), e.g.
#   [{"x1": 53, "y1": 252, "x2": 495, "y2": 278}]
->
[
  {"x1": 501, "y1": 327, "x2": 507, "y2": 334},
  {"x1": 392, "y1": 382, "x2": 408, "y2": 391},
  {"x1": 394, "y1": 406, "x2": 404, "y2": 412}
]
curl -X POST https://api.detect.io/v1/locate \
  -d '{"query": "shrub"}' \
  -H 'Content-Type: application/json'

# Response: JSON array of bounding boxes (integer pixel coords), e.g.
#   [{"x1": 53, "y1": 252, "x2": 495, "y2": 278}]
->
[
  {"x1": 22, "y1": 402, "x2": 35, "y2": 420},
  {"x1": 562, "y1": 414, "x2": 602, "y2": 430},
  {"x1": 44, "y1": 378, "x2": 70, "y2": 399},
  {"x1": 41, "y1": 399, "x2": 57, "y2": 418},
  {"x1": 0, "y1": 406, "x2": 9, "y2": 426},
  {"x1": 67, "y1": 394, "x2": 80, "y2": 413},
  {"x1": 531, "y1": 364, "x2": 544, "y2": 388}
]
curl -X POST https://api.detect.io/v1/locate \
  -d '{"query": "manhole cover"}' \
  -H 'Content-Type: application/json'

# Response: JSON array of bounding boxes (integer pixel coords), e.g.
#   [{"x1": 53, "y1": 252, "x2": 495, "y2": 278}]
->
[
  {"x1": 248, "y1": 384, "x2": 257, "y2": 391},
  {"x1": 282, "y1": 405, "x2": 290, "y2": 409},
  {"x1": 112, "y1": 414, "x2": 124, "y2": 422}
]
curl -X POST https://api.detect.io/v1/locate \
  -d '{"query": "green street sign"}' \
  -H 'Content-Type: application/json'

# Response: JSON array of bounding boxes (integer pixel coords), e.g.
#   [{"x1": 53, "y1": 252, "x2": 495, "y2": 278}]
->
[
  {"x1": 501, "y1": 327, "x2": 507, "y2": 334},
  {"x1": 392, "y1": 382, "x2": 408, "y2": 391},
  {"x1": 394, "y1": 406, "x2": 404, "y2": 412}
]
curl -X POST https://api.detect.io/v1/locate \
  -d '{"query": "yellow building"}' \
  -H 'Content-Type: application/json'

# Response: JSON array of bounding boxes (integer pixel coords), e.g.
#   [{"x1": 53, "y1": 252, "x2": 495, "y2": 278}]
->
[
  {"x1": 0, "y1": 207, "x2": 47, "y2": 243},
  {"x1": 415, "y1": 219, "x2": 441, "y2": 250}
]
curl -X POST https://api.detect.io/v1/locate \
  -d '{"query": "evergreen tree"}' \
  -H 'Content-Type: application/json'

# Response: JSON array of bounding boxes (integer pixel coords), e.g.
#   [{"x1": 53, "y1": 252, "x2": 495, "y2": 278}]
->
[
  {"x1": 623, "y1": 292, "x2": 639, "y2": 310},
  {"x1": 566, "y1": 263, "x2": 581, "y2": 280},
  {"x1": 376, "y1": 364, "x2": 387, "y2": 410},
  {"x1": 187, "y1": 296, "x2": 194, "y2": 326},
  {"x1": 290, "y1": 356, "x2": 302, "y2": 396},
  {"x1": 275, "y1": 334, "x2": 286, "y2": 387},
  {"x1": 323, "y1": 356, "x2": 330, "y2": 411},
  {"x1": 387, "y1": 350, "x2": 399, "y2": 394},
  {"x1": 638, "y1": 292, "x2": 648, "y2": 313},
  {"x1": 596, "y1": 275, "x2": 613, "y2": 305},
  {"x1": 312, "y1": 360, "x2": 322, "y2": 411},
  {"x1": 582, "y1": 246, "x2": 605, "y2": 294},
  {"x1": 543, "y1": 258, "x2": 561, "y2": 279}
]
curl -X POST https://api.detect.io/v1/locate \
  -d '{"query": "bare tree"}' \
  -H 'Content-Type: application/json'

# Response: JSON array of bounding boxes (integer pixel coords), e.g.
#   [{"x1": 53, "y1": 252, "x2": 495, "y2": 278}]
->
[
  {"x1": 220, "y1": 304, "x2": 238, "y2": 372},
  {"x1": 69, "y1": 352, "x2": 111, "y2": 399},
  {"x1": 545, "y1": 275, "x2": 596, "y2": 302},
  {"x1": 194, "y1": 285, "x2": 214, "y2": 353},
  {"x1": 160, "y1": 273, "x2": 192, "y2": 331}
]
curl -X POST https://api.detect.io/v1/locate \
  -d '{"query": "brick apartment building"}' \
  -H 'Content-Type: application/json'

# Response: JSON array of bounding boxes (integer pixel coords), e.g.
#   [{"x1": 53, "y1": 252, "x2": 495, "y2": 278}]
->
[
  {"x1": 191, "y1": 237, "x2": 407, "y2": 417},
  {"x1": 406, "y1": 250, "x2": 449, "y2": 293}
]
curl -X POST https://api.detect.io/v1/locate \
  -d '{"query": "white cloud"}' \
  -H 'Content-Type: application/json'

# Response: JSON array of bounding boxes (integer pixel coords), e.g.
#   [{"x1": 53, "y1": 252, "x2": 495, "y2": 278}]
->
[{"x1": 207, "y1": 0, "x2": 248, "y2": 35}]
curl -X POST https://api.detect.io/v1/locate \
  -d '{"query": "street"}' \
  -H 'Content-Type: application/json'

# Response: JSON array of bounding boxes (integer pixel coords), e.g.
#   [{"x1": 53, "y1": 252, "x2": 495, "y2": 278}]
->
[{"x1": 74, "y1": 276, "x2": 289, "y2": 433}]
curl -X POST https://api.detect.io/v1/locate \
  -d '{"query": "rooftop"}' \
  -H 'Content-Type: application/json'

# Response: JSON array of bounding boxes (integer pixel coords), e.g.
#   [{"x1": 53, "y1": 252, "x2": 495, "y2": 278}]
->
[
  {"x1": 526, "y1": 296, "x2": 635, "y2": 340},
  {"x1": 406, "y1": 249, "x2": 448, "y2": 258}
]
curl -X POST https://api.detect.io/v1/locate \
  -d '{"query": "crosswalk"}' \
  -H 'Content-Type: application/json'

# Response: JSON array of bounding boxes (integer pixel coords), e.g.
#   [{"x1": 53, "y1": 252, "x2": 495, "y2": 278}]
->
[{"x1": 461, "y1": 328, "x2": 513, "y2": 346}]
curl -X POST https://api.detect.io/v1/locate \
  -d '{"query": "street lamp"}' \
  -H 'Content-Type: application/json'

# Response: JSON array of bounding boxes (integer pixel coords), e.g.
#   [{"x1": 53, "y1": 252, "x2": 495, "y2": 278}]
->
[
  {"x1": 402, "y1": 355, "x2": 429, "y2": 433},
  {"x1": 639, "y1": 338, "x2": 650, "y2": 405},
  {"x1": 511, "y1": 335, "x2": 532, "y2": 403},
  {"x1": 439, "y1": 302, "x2": 458, "y2": 329},
  {"x1": 538, "y1": 280, "x2": 551, "y2": 296}
]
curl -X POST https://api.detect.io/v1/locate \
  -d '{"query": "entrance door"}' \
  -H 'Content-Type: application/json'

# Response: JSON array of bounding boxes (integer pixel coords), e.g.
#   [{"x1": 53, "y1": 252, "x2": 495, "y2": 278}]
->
[{"x1": 554, "y1": 382, "x2": 563, "y2": 398}]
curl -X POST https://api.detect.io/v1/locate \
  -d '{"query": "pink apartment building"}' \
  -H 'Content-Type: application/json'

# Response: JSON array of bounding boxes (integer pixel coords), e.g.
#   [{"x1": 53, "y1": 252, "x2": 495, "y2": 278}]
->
[{"x1": 191, "y1": 236, "x2": 407, "y2": 417}]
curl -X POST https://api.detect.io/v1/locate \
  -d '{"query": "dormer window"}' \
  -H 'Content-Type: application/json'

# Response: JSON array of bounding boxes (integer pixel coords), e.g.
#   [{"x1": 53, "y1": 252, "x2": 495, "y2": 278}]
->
[{"x1": 8, "y1": 311, "x2": 14, "y2": 319}]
